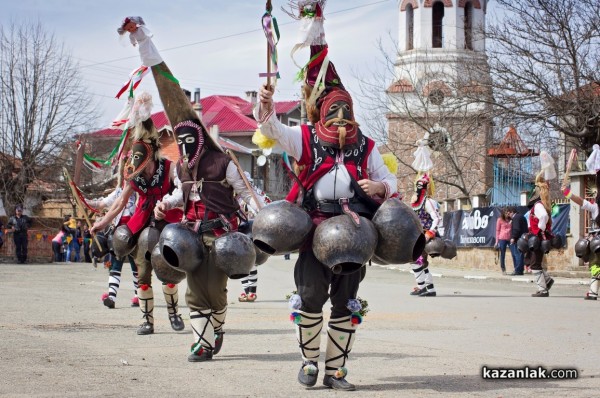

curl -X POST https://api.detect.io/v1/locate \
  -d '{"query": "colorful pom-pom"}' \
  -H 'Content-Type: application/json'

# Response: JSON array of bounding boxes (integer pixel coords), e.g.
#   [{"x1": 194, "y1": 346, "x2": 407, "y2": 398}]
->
[
  {"x1": 334, "y1": 367, "x2": 348, "y2": 379},
  {"x1": 290, "y1": 312, "x2": 302, "y2": 324},
  {"x1": 351, "y1": 313, "x2": 363, "y2": 325},
  {"x1": 252, "y1": 129, "x2": 277, "y2": 149},
  {"x1": 190, "y1": 342, "x2": 204, "y2": 355},
  {"x1": 381, "y1": 153, "x2": 398, "y2": 174},
  {"x1": 303, "y1": 363, "x2": 318, "y2": 375},
  {"x1": 167, "y1": 283, "x2": 175, "y2": 288},
  {"x1": 140, "y1": 284, "x2": 149, "y2": 291}
]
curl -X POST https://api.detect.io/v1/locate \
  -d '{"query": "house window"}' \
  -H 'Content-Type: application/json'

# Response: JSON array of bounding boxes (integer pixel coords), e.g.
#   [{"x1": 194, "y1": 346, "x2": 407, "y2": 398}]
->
[
  {"x1": 464, "y1": 1, "x2": 473, "y2": 50},
  {"x1": 432, "y1": 2, "x2": 444, "y2": 48},
  {"x1": 288, "y1": 118, "x2": 300, "y2": 127},
  {"x1": 406, "y1": 4, "x2": 414, "y2": 50}
]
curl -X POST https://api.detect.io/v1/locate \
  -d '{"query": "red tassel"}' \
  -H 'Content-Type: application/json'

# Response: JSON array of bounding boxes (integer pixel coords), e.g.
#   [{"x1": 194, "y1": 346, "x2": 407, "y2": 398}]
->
[
  {"x1": 140, "y1": 284, "x2": 149, "y2": 291},
  {"x1": 167, "y1": 283, "x2": 175, "y2": 288}
]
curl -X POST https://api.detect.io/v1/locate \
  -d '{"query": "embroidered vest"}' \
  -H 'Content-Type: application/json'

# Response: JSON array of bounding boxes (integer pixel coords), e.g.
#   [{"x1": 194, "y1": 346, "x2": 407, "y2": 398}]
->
[
  {"x1": 286, "y1": 125, "x2": 374, "y2": 203},
  {"x1": 176, "y1": 149, "x2": 239, "y2": 219},
  {"x1": 127, "y1": 159, "x2": 173, "y2": 234}
]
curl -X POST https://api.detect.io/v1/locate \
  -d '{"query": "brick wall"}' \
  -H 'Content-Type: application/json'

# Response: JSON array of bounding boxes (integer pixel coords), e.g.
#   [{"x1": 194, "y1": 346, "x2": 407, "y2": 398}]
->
[{"x1": 0, "y1": 229, "x2": 55, "y2": 263}]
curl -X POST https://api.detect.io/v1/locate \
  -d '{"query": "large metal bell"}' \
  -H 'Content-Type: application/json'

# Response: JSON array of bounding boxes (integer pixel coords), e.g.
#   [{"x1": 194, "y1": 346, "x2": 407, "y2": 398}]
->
[
  {"x1": 138, "y1": 225, "x2": 160, "y2": 261},
  {"x1": 91, "y1": 231, "x2": 110, "y2": 259},
  {"x1": 372, "y1": 198, "x2": 425, "y2": 264},
  {"x1": 312, "y1": 214, "x2": 378, "y2": 275},
  {"x1": 211, "y1": 232, "x2": 256, "y2": 279},
  {"x1": 252, "y1": 200, "x2": 313, "y2": 255},
  {"x1": 151, "y1": 244, "x2": 185, "y2": 284},
  {"x1": 425, "y1": 237, "x2": 445, "y2": 257},
  {"x1": 113, "y1": 225, "x2": 136, "y2": 258},
  {"x1": 528, "y1": 235, "x2": 541, "y2": 251},
  {"x1": 440, "y1": 240, "x2": 457, "y2": 259},
  {"x1": 159, "y1": 223, "x2": 204, "y2": 273},
  {"x1": 551, "y1": 234, "x2": 564, "y2": 250},
  {"x1": 541, "y1": 239, "x2": 552, "y2": 254},
  {"x1": 590, "y1": 235, "x2": 600, "y2": 253},
  {"x1": 574, "y1": 238, "x2": 590, "y2": 258},
  {"x1": 238, "y1": 220, "x2": 270, "y2": 266}
]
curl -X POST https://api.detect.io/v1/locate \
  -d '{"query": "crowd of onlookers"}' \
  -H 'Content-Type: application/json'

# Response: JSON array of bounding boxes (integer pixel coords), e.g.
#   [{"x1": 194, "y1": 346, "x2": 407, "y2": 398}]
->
[{"x1": 50, "y1": 215, "x2": 93, "y2": 263}]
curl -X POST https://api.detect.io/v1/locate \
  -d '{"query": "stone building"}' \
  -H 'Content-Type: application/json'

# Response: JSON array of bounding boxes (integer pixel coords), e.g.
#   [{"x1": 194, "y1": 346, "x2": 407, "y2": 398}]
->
[{"x1": 386, "y1": 0, "x2": 493, "y2": 209}]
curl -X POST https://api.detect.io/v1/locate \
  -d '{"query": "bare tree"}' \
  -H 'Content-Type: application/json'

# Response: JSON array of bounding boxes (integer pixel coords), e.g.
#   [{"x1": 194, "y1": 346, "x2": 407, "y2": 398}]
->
[
  {"x1": 482, "y1": 0, "x2": 600, "y2": 152},
  {"x1": 355, "y1": 39, "x2": 494, "y2": 200},
  {"x1": 0, "y1": 21, "x2": 98, "y2": 210}
]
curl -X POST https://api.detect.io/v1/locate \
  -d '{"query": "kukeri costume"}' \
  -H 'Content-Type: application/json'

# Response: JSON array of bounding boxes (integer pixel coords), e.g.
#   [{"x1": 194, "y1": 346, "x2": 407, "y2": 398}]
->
[
  {"x1": 255, "y1": 1, "x2": 399, "y2": 390},
  {"x1": 563, "y1": 144, "x2": 600, "y2": 300},
  {"x1": 122, "y1": 21, "x2": 264, "y2": 363}
]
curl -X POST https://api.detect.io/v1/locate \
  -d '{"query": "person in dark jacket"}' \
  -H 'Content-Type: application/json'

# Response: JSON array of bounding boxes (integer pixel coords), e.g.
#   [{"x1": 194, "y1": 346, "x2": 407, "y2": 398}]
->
[
  {"x1": 506, "y1": 206, "x2": 528, "y2": 275},
  {"x1": 7, "y1": 205, "x2": 32, "y2": 264}
]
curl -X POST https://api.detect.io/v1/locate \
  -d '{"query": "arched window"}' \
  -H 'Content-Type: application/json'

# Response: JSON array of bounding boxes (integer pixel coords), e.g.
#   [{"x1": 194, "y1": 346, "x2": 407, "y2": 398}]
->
[
  {"x1": 432, "y1": 2, "x2": 444, "y2": 48},
  {"x1": 406, "y1": 4, "x2": 414, "y2": 50},
  {"x1": 464, "y1": 1, "x2": 473, "y2": 50}
]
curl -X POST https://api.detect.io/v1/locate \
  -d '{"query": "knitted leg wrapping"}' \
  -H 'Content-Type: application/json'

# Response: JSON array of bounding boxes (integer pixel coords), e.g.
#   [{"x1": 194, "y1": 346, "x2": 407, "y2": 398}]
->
[{"x1": 325, "y1": 316, "x2": 357, "y2": 376}]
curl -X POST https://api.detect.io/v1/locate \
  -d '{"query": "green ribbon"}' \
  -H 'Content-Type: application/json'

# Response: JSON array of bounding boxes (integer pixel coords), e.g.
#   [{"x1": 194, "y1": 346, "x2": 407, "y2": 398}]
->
[
  {"x1": 83, "y1": 128, "x2": 129, "y2": 167},
  {"x1": 158, "y1": 69, "x2": 179, "y2": 85}
]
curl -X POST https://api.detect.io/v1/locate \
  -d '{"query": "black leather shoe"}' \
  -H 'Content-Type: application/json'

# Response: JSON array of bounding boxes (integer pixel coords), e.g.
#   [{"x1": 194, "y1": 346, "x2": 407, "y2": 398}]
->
[
  {"x1": 169, "y1": 314, "x2": 185, "y2": 331},
  {"x1": 546, "y1": 278, "x2": 555, "y2": 290},
  {"x1": 419, "y1": 289, "x2": 437, "y2": 297},
  {"x1": 297, "y1": 361, "x2": 319, "y2": 387},
  {"x1": 213, "y1": 331, "x2": 225, "y2": 355},
  {"x1": 137, "y1": 322, "x2": 154, "y2": 335},
  {"x1": 410, "y1": 287, "x2": 425, "y2": 296},
  {"x1": 531, "y1": 291, "x2": 549, "y2": 297},
  {"x1": 323, "y1": 375, "x2": 356, "y2": 391},
  {"x1": 187, "y1": 348, "x2": 213, "y2": 362},
  {"x1": 510, "y1": 272, "x2": 524, "y2": 276},
  {"x1": 584, "y1": 293, "x2": 598, "y2": 300},
  {"x1": 103, "y1": 297, "x2": 115, "y2": 309}
]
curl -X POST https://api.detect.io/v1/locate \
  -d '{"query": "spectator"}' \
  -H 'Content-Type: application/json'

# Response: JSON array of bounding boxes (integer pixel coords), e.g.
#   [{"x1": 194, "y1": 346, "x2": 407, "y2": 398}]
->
[
  {"x1": 63, "y1": 215, "x2": 76, "y2": 263},
  {"x1": 52, "y1": 226, "x2": 68, "y2": 262},
  {"x1": 506, "y1": 206, "x2": 528, "y2": 276},
  {"x1": 7, "y1": 205, "x2": 32, "y2": 264},
  {"x1": 494, "y1": 208, "x2": 512, "y2": 275},
  {"x1": 72, "y1": 220, "x2": 83, "y2": 262},
  {"x1": 82, "y1": 225, "x2": 92, "y2": 263}
]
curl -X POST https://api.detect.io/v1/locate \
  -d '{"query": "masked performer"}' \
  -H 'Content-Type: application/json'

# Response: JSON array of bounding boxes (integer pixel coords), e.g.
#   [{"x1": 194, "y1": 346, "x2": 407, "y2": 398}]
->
[
  {"x1": 88, "y1": 157, "x2": 140, "y2": 309},
  {"x1": 256, "y1": 2, "x2": 397, "y2": 390},
  {"x1": 410, "y1": 173, "x2": 441, "y2": 296},
  {"x1": 117, "y1": 17, "x2": 265, "y2": 362},
  {"x1": 526, "y1": 154, "x2": 556, "y2": 297},
  {"x1": 562, "y1": 145, "x2": 600, "y2": 300},
  {"x1": 91, "y1": 92, "x2": 185, "y2": 334}
]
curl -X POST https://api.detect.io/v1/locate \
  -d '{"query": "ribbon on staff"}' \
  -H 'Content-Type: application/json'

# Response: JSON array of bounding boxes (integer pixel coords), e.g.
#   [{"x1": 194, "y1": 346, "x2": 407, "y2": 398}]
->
[
  {"x1": 259, "y1": 2, "x2": 280, "y2": 81},
  {"x1": 80, "y1": 128, "x2": 130, "y2": 172},
  {"x1": 68, "y1": 181, "x2": 100, "y2": 214},
  {"x1": 115, "y1": 65, "x2": 149, "y2": 99}
]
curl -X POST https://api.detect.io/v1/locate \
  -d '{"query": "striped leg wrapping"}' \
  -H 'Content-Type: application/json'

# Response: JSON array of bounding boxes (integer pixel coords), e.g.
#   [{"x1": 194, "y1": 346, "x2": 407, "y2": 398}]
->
[
  {"x1": 211, "y1": 307, "x2": 227, "y2": 333},
  {"x1": 132, "y1": 270, "x2": 139, "y2": 296},
  {"x1": 589, "y1": 276, "x2": 599, "y2": 297},
  {"x1": 190, "y1": 310, "x2": 214, "y2": 350},
  {"x1": 325, "y1": 316, "x2": 357, "y2": 376},
  {"x1": 162, "y1": 283, "x2": 179, "y2": 316},
  {"x1": 295, "y1": 311, "x2": 323, "y2": 363},
  {"x1": 533, "y1": 270, "x2": 548, "y2": 292},
  {"x1": 138, "y1": 285, "x2": 154, "y2": 325},
  {"x1": 412, "y1": 263, "x2": 434, "y2": 291},
  {"x1": 107, "y1": 270, "x2": 122, "y2": 300},
  {"x1": 241, "y1": 268, "x2": 258, "y2": 294}
]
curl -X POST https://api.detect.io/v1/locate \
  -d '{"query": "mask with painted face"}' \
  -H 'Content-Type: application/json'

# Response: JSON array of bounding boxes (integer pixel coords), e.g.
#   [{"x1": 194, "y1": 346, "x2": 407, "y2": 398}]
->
[
  {"x1": 124, "y1": 141, "x2": 155, "y2": 181},
  {"x1": 315, "y1": 89, "x2": 359, "y2": 149},
  {"x1": 174, "y1": 120, "x2": 205, "y2": 169}
]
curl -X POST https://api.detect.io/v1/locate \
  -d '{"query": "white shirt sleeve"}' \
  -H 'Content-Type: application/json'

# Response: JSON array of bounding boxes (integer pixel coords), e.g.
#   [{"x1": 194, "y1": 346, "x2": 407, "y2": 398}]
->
[
  {"x1": 366, "y1": 148, "x2": 397, "y2": 198},
  {"x1": 582, "y1": 200, "x2": 600, "y2": 220},
  {"x1": 534, "y1": 202, "x2": 550, "y2": 231},
  {"x1": 425, "y1": 198, "x2": 441, "y2": 231},
  {"x1": 159, "y1": 166, "x2": 183, "y2": 210},
  {"x1": 226, "y1": 162, "x2": 266, "y2": 213},
  {"x1": 254, "y1": 105, "x2": 303, "y2": 160}
]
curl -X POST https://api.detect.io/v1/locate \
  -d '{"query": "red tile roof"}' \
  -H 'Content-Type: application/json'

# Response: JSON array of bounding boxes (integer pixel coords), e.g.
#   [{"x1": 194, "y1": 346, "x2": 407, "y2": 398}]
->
[{"x1": 86, "y1": 95, "x2": 300, "y2": 138}]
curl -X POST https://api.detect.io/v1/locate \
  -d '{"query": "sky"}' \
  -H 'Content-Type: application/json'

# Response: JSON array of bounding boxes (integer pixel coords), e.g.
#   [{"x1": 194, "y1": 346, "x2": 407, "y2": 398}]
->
[{"x1": 0, "y1": 0, "x2": 400, "y2": 132}]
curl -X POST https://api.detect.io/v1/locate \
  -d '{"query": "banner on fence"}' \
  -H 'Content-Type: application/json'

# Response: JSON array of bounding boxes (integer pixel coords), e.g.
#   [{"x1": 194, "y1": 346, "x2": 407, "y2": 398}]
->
[{"x1": 442, "y1": 204, "x2": 570, "y2": 247}]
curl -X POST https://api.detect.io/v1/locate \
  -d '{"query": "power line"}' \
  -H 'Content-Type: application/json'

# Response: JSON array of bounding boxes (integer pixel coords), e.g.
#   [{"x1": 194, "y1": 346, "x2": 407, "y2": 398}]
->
[{"x1": 79, "y1": 0, "x2": 391, "y2": 69}]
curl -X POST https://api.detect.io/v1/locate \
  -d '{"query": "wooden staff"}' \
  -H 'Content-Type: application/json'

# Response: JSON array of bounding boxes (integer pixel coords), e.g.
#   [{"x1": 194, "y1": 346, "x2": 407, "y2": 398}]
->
[
  {"x1": 562, "y1": 149, "x2": 577, "y2": 188},
  {"x1": 63, "y1": 167, "x2": 103, "y2": 251},
  {"x1": 226, "y1": 150, "x2": 263, "y2": 211},
  {"x1": 266, "y1": 0, "x2": 273, "y2": 90}
]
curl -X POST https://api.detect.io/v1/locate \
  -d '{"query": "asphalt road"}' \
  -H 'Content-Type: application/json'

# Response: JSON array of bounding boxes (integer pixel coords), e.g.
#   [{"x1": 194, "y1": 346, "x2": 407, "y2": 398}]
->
[{"x1": 0, "y1": 256, "x2": 597, "y2": 397}]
